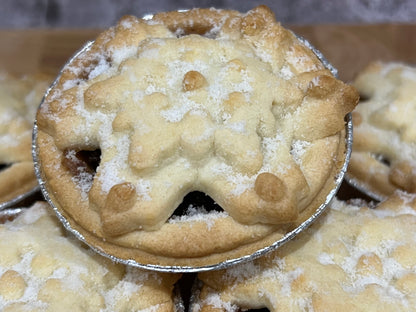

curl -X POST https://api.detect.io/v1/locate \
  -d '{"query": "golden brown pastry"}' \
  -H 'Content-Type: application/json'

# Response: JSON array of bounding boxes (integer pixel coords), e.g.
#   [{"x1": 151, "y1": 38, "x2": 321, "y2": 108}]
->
[
  {"x1": 34, "y1": 6, "x2": 358, "y2": 268},
  {"x1": 348, "y1": 62, "x2": 416, "y2": 200},
  {"x1": 0, "y1": 73, "x2": 51, "y2": 206},
  {"x1": 194, "y1": 192, "x2": 416, "y2": 312},
  {"x1": 0, "y1": 202, "x2": 181, "y2": 312}
]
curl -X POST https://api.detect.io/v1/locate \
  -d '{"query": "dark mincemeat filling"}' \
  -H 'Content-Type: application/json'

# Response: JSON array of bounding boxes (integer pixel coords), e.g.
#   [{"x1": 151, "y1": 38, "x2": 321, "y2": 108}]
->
[
  {"x1": 0, "y1": 164, "x2": 11, "y2": 171},
  {"x1": 62, "y1": 149, "x2": 101, "y2": 177},
  {"x1": 358, "y1": 92, "x2": 370, "y2": 102},
  {"x1": 372, "y1": 153, "x2": 391, "y2": 167},
  {"x1": 171, "y1": 25, "x2": 218, "y2": 39},
  {"x1": 171, "y1": 191, "x2": 224, "y2": 217}
]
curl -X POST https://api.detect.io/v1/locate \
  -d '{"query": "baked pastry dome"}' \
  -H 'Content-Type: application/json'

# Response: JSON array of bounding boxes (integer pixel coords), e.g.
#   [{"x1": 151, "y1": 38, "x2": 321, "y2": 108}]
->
[
  {"x1": 34, "y1": 6, "x2": 358, "y2": 269},
  {"x1": 194, "y1": 193, "x2": 416, "y2": 312},
  {"x1": 0, "y1": 73, "x2": 50, "y2": 207},
  {"x1": 348, "y1": 62, "x2": 416, "y2": 200},
  {"x1": 0, "y1": 202, "x2": 181, "y2": 311}
]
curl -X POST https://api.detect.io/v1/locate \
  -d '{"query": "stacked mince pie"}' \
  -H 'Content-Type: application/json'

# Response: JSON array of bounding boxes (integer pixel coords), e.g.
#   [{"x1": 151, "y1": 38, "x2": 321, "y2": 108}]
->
[
  {"x1": 0, "y1": 73, "x2": 51, "y2": 207},
  {"x1": 348, "y1": 62, "x2": 416, "y2": 200},
  {"x1": 1, "y1": 5, "x2": 415, "y2": 311},
  {"x1": 0, "y1": 202, "x2": 181, "y2": 311},
  {"x1": 193, "y1": 193, "x2": 416, "y2": 312}
]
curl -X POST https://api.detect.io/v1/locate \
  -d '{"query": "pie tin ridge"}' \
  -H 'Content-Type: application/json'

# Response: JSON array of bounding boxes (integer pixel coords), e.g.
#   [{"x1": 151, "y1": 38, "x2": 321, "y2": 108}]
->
[
  {"x1": 343, "y1": 174, "x2": 386, "y2": 202},
  {"x1": 32, "y1": 31, "x2": 353, "y2": 273},
  {"x1": 0, "y1": 185, "x2": 40, "y2": 211},
  {"x1": 0, "y1": 207, "x2": 25, "y2": 221}
]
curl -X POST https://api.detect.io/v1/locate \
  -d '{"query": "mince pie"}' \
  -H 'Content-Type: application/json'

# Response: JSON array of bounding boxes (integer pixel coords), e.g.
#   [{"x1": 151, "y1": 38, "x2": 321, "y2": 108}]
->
[
  {"x1": 0, "y1": 202, "x2": 181, "y2": 311},
  {"x1": 348, "y1": 62, "x2": 416, "y2": 200},
  {"x1": 194, "y1": 192, "x2": 416, "y2": 311},
  {"x1": 0, "y1": 73, "x2": 50, "y2": 207},
  {"x1": 34, "y1": 6, "x2": 358, "y2": 268}
]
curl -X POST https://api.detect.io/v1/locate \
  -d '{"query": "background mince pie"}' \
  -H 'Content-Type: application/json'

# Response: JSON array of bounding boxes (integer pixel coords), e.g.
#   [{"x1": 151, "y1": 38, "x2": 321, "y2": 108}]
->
[
  {"x1": 347, "y1": 62, "x2": 416, "y2": 201},
  {"x1": 0, "y1": 202, "x2": 181, "y2": 311},
  {"x1": 0, "y1": 73, "x2": 51, "y2": 209},
  {"x1": 193, "y1": 192, "x2": 416, "y2": 312}
]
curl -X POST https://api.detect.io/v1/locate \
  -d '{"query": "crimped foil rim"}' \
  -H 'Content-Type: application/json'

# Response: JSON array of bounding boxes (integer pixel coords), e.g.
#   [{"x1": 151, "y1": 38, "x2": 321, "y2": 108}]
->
[
  {"x1": 343, "y1": 173, "x2": 386, "y2": 202},
  {"x1": 0, "y1": 207, "x2": 25, "y2": 221},
  {"x1": 32, "y1": 26, "x2": 353, "y2": 273},
  {"x1": 0, "y1": 185, "x2": 40, "y2": 211}
]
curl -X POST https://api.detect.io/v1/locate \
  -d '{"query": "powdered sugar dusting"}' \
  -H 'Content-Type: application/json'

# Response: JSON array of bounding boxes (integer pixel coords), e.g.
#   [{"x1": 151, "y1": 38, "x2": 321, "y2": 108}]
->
[
  {"x1": 291, "y1": 140, "x2": 311, "y2": 165},
  {"x1": 135, "y1": 179, "x2": 152, "y2": 201},
  {"x1": 110, "y1": 45, "x2": 137, "y2": 66},
  {"x1": 279, "y1": 65, "x2": 294, "y2": 80},
  {"x1": 88, "y1": 56, "x2": 111, "y2": 80},
  {"x1": 286, "y1": 47, "x2": 320, "y2": 72},
  {"x1": 160, "y1": 96, "x2": 202, "y2": 122},
  {"x1": 72, "y1": 169, "x2": 94, "y2": 200},
  {"x1": 211, "y1": 162, "x2": 253, "y2": 196},
  {"x1": 261, "y1": 133, "x2": 290, "y2": 173},
  {"x1": 197, "y1": 197, "x2": 416, "y2": 311},
  {"x1": 98, "y1": 134, "x2": 132, "y2": 193},
  {"x1": 202, "y1": 292, "x2": 238, "y2": 312},
  {"x1": 317, "y1": 252, "x2": 335, "y2": 265},
  {"x1": 168, "y1": 205, "x2": 228, "y2": 230},
  {"x1": 207, "y1": 130, "x2": 291, "y2": 196}
]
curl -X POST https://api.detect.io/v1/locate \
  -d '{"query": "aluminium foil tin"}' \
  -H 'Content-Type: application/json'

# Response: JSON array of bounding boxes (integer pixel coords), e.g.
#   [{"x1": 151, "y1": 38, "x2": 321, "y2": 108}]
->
[{"x1": 0, "y1": 186, "x2": 40, "y2": 211}]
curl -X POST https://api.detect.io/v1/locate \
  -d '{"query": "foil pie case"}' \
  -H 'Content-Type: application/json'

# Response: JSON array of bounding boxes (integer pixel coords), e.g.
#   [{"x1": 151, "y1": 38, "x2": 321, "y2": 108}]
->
[{"x1": 31, "y1": 31, "x2": 353, "y2": 273}]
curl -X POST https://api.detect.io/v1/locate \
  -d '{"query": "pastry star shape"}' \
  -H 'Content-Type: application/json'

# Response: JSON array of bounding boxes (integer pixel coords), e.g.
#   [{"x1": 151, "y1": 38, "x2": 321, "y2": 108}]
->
[{"x1": 80, "y1": 35, "x2": 312, "y2": 236}]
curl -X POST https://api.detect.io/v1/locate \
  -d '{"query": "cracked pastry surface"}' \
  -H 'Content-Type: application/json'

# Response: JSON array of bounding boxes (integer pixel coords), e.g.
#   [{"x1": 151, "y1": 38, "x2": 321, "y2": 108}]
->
[
  {"x1": 35, "y1": 6, "x2": 358, "y2": 267},
  {"x1": 0, "y1": 73, "x2": 51, "y2": 205},
  {"x1": 194, "y1": 192, "x2": 416, "y2": 312},
  {"x1": 348, "y1": 62, "x2": 416, "y2": 200},
  {"x1": 0, "y1": 202, "x2": 180, "y2": 312}
]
